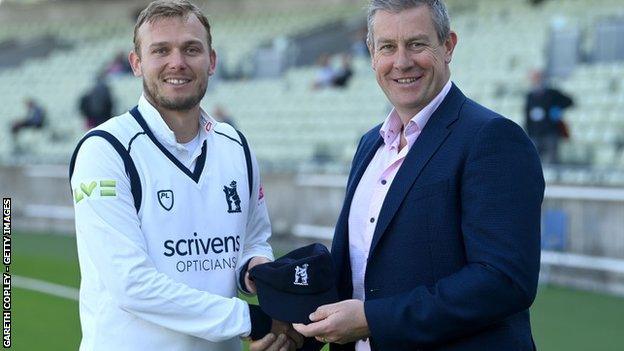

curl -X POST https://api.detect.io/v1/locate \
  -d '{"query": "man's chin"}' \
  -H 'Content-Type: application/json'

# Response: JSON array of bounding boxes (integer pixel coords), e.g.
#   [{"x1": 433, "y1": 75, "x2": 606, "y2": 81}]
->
[
  {"x1": 144, "y1": 83, "x2": 205, "y2": 112},
  {"x1": 158, "y1": 96, "x2": 202, "y2": 111}
]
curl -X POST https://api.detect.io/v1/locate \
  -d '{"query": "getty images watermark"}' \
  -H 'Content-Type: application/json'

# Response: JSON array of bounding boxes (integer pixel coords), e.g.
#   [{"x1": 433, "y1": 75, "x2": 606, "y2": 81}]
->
[{"x1": 2, "y1": 198, "x2": 11, "y2": 348}]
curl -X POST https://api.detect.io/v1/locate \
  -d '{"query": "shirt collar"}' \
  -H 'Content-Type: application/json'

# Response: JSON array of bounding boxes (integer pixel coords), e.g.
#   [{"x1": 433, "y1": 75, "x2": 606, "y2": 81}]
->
[
  {"x1": 379, "y1": 79, "x2": 453, "y2": 149},
  {"x1": 137, "y1": 94, "x2": 214, "y2": 149}
]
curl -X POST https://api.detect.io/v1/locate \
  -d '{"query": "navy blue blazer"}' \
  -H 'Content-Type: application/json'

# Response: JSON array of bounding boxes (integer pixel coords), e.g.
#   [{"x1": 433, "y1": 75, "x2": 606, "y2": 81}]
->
[{"x1": 330, "y1": 84, "x2": 544, "y2": 351}]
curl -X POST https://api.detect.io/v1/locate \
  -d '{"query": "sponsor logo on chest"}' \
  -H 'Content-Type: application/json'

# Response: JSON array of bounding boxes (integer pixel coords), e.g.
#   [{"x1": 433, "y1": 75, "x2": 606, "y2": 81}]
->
[
  {"x1": 163, "y1": 233, "x2": 241, "y2": 274},
  {"x1": 157, "y1": 190, "x2": 174, "y2": 211}
]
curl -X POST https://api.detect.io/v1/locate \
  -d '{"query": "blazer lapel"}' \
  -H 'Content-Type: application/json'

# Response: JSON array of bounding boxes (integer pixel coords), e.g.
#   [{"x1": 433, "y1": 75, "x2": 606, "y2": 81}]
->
[{"x1": 368, "y1": 84, "x2": 466, "y2": 255}]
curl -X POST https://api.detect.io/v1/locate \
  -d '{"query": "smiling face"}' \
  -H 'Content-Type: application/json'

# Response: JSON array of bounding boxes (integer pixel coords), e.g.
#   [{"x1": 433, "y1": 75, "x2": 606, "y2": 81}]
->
[
  {"x1": 370, "y1": 5, "x2": 456, "y2": 120},
  {"x1": 129, "y1": 14, "x2": 216, "y2": 112}
]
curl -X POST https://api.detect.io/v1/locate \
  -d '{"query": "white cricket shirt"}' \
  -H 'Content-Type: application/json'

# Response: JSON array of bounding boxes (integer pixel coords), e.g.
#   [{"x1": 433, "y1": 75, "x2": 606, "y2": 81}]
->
[{"x1": 71, "y1": 95, "x2": 273, "y2": 351}]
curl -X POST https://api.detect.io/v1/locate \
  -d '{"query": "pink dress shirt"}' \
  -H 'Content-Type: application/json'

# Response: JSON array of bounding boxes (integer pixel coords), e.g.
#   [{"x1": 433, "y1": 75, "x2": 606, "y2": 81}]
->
[{"x1": 348, "y1": 80, "x2": 452, "y2": 351}]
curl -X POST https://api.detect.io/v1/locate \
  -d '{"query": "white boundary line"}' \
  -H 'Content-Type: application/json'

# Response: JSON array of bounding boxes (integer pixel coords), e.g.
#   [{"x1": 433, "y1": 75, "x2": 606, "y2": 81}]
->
[{"x1": 13, "y1": 275, "x2": 79, "y2": 301}]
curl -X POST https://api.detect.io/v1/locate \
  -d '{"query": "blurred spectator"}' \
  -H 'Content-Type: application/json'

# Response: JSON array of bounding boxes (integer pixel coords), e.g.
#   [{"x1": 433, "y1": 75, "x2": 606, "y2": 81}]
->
[
  {"x1": 212, "y1": 105, "x2": 237, "y2": 129},
  {"x1": 11, "y1": 98, "x2": 46, "y2": 137},
  {"x1": 312, "y1": 53, "x2": 335, "y2": 90},
  {"x1": 105, "y1": 51, "x2": 133, "y2": 77},
  {"x1": 312, "y1": 143, "x2": 334, "y2": 165},
  {"x1": 524, "y1": 69, "x2": 574, "y2": 164},
  {"x1": 79, "y1": 73, "x2": 114, "y2": 129},
  {"x1": 331, "y1": 54, "x2": 353, "y2": 88},
  {"x1": 312, "y1": 53, "x2": 354, "y2": 90}
]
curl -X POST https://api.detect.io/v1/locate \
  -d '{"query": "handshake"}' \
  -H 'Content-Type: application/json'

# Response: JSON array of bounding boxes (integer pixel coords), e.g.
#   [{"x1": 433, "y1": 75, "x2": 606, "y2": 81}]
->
[
  {"x1": 249, "y1": 321, "x2": 303, "y2": 351},
  {"x1": 245, "y1": 244, "x2": 368, "y2": 351}
]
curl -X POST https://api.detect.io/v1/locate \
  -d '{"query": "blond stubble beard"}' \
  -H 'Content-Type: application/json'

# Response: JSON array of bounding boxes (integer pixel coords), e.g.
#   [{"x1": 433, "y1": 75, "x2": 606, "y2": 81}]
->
[{"x1": 143, "y1": 78, "x2": 208, "y2": 111}]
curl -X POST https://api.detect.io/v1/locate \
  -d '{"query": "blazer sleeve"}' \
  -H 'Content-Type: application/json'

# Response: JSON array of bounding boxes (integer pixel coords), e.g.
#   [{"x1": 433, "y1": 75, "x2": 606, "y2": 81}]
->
[{"x1": 364, "y1": 117, "x2": 545, "y2": 348}]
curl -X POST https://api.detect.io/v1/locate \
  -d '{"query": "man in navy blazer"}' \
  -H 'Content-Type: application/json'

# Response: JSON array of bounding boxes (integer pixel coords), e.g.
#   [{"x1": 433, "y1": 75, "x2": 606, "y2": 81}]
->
[{"x1": 294, "y1": 1, "x2": 544, "y2": 350}]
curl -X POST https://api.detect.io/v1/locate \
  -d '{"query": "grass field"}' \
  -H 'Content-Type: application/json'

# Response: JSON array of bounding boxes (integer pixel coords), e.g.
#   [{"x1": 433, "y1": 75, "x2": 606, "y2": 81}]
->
[{"x1": 12, "y1": 232, "x2": 624, "y2": 351}]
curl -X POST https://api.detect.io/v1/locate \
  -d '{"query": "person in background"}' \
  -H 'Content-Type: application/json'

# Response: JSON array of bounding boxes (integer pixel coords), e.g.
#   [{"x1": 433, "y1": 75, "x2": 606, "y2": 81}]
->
[
  {"x1": 105, "y1": 51, "x2": 134, "y2": 77},
  {"x1": 332, "y1": 54, "x2": 354, "y2": 88},
  {"x1": 11, "y1": 98, "x2": 46, "y2": 137},
  {"x1": 79, "y1": 72, "x2": 114, "y2": 129},
  {"x1": 312, "y1": 53, "x2": 336, "y2": 90},
  {"x1": 525, "y1": 69, "x2": 574, "y2": 164}
]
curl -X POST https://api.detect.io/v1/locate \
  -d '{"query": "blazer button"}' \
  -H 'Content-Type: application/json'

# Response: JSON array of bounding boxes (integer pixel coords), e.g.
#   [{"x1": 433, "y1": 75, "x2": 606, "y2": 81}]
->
[{"x1": 370, "y1": 217, "x2": 375, "y2": 223}]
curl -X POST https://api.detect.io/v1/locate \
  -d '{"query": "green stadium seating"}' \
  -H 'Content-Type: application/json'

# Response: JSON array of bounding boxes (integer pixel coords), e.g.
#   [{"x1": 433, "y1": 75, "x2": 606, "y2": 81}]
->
[{"x1": 1, "y1": 0, "x2": 624, "y2": 179}]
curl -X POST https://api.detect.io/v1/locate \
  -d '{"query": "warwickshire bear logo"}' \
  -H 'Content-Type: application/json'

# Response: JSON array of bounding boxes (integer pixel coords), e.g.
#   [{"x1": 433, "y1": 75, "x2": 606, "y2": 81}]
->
[
  {"x1": 157, "y1": 190, "x2": 174, "y2": 211},
  {"x1": 223, "y1": 181, "x2": 241, "y2": 213},
  {"x1": 293, "y1": 264, "x2": 309, "y2": 286}
]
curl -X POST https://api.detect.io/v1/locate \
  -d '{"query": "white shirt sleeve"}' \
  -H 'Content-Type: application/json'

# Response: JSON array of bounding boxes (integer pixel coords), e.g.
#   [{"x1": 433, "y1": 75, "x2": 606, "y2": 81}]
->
[
  {"x1": 236, "y1": 146, "x2": 275, "y2": 291},
  {"x1": 72, "y1": 137, "x2": 253, "y2": 342}
]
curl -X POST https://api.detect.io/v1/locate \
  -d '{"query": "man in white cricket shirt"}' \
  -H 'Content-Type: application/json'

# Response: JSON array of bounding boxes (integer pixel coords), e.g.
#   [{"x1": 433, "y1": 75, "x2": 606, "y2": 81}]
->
[{"x1": 69, "y1": 1, "x2": 302, "y2": 350}]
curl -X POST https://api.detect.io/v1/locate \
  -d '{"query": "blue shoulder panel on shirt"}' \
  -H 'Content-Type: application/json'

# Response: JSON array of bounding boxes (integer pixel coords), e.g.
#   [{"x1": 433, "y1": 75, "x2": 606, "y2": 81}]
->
[
  {"x1": 236, "y1": 130, "x2": 253, "y2": 199},
  {"x1": 69, "y1": 130, "x2": 142, "y2": 212}
]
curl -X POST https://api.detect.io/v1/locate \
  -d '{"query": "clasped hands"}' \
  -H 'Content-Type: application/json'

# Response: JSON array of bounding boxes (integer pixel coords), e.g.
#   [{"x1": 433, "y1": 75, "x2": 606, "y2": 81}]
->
[
  {"x1": 249, "y1": 320, "x2": 303, "y2": 351},
  {"x1": 249, "y1": 299, "x2": 370, "y2": 350}
]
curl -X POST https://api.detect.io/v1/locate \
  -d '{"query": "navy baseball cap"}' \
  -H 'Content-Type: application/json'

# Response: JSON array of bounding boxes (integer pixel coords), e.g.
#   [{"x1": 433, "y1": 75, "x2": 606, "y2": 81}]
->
[{"x1": 249, "y1": 243, "x2": 339, "y2": 323}]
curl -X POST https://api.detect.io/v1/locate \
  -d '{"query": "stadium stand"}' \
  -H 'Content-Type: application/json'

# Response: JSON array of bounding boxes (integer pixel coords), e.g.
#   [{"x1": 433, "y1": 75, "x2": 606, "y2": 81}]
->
[
  {"x1": 2, "y1": 0, "x2": 623, "y2": 175},
  {"x1": 0, "y1": 0, "x2": 367, "y2": 163},
  {"x1": 2, "y1": 0, "x2": 624, "y2": 296}
]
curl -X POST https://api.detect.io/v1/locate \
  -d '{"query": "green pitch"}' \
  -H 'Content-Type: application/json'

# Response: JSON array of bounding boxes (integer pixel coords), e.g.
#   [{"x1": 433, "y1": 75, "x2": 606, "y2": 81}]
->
[{"x1": 12, "y1": 232, "x2": 624, "y2": 351}]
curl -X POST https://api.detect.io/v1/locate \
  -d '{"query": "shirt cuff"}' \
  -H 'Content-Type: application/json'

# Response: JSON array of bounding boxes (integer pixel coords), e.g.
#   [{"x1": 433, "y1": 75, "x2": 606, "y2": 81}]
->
[
  {"x1": 248, "y1": 304, "x2": 272, "y2": 340},
  {"x1": 239, "y1": 258, "x2": 252, "y2": 294}
]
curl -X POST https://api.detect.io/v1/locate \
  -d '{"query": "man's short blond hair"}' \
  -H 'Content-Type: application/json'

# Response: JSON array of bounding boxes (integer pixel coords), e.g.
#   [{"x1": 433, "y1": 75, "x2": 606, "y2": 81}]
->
[{"x1": 133, "y1": 0, "x2": 212, "y2": 55}]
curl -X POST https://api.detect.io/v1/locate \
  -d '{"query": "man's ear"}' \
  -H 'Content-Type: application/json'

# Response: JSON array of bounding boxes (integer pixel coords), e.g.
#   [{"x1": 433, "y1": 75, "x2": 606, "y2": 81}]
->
[
  {"x1": 129, "y1": 50, "x2": 142, "y2": 77},
  {"x1": 444, "y1": 31, "x2": 458, "y2": 64},
  {"x1": 368, "y1": 42, "x2": 376, "y2": 71},
  {"x1": 208, "y1": 48, "x2": 217, "y2": 76}
]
